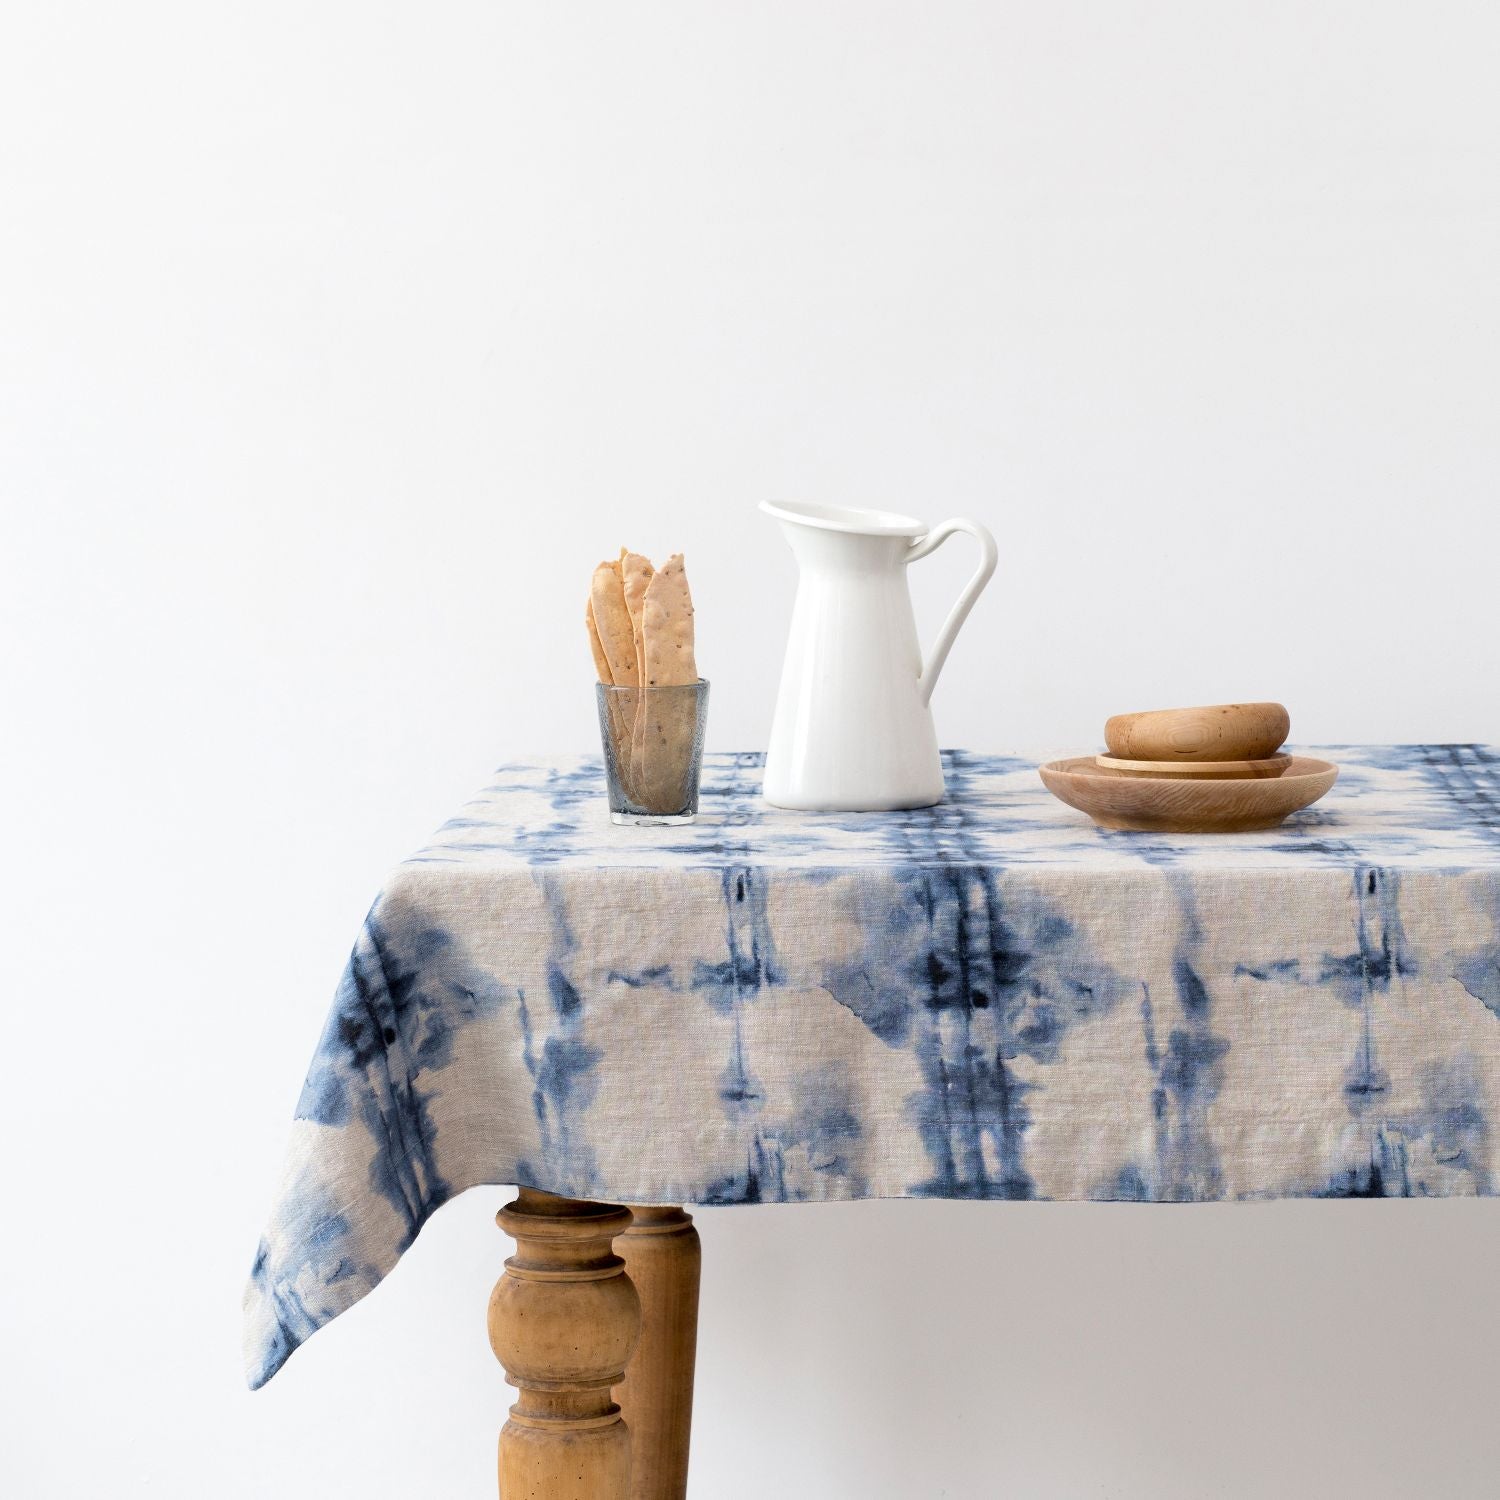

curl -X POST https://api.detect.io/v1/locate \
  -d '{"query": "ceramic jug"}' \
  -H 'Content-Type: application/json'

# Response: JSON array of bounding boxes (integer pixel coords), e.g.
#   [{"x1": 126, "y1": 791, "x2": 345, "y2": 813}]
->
[{"x1": 761, "y1": 501, "x2": 997, "y2": 810}]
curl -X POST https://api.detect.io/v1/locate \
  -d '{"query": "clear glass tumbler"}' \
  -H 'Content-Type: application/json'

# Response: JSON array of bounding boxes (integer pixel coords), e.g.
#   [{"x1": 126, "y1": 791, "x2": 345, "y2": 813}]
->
[{"x1": 596, "y1": 679, "x2": 710, "y2": 825}]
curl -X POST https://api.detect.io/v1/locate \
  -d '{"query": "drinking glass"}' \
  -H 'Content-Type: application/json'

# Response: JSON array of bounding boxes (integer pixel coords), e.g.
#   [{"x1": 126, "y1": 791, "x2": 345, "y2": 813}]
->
[{"x1": 596, "y1": 679, "x2": 709, "y2": 825}]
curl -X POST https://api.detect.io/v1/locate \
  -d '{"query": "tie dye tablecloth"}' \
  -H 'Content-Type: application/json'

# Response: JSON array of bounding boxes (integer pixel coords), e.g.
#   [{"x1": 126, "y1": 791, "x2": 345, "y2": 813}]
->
[{"x1": 246, "y1": 746, "x2": 1500, "y2": 1387}]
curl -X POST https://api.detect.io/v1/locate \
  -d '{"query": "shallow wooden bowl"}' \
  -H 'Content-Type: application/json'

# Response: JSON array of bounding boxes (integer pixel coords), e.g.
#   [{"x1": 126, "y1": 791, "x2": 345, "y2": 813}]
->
[
  {"x1": 1040, "y1": 755, "x2": 1338, "y2": 833},
  {"x1": 1104, "y1": 702, "x2": 1290, "y2": 762},
  {"x1": 1094, "y1": 753, "x2": 1292, "y2": 780}
]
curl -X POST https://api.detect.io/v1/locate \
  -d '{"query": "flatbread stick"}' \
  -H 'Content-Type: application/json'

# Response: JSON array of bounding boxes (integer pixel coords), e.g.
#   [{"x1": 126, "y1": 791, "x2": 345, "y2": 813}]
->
[
  {"x1": 634, "y1": 553, "x2": 699, "y2": 811},
  {"x1": 590, "y1": 560, "x2": 639, "y2": 687},
  {"x1": 586, "y1": 600, "x2": 613, "y2": 684},
  {"x1": 641, "y1": 553, "x2": 696, "y2": 687},
  {"x1": 620, "y1": 550, "x2": 654, "y2": 688},
  {"x1": 589, "y1": 559, "x2": 639, "y2": 797}
]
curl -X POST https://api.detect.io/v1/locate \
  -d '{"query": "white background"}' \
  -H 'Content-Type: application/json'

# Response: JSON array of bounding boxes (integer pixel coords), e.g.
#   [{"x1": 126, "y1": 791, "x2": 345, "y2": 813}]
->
[{"x1": 5, "y1": 3, "x2": 1500, "y2": 1496}]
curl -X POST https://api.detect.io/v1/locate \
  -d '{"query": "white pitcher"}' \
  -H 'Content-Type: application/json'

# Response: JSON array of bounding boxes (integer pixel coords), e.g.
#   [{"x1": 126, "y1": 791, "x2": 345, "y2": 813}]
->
[{"x1": 760, "y1": 501, "x2": 997, "y2": 811}]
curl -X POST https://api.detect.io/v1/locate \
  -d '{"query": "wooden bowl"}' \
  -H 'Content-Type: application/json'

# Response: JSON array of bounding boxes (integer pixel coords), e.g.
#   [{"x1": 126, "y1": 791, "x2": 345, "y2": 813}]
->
[
  {"x1": 1104, "y1": 702, "x2": 1290, "y2": 762},
  {"x1": 1039, "y1": 755, "x2": 1338, "y2": 833},
  {"x1": 1093, "y1": 753, "x2": 1292, "y2": 780}
]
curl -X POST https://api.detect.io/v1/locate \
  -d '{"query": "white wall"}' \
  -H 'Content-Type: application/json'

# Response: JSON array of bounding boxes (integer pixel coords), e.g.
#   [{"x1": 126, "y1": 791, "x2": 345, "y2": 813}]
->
[{"x1": 5, "y1": 3, "x2": 1500, "y2": 1496}]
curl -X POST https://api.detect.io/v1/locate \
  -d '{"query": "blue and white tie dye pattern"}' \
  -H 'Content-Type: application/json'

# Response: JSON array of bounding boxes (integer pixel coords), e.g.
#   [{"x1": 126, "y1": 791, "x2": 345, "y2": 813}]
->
[{"x1": 245, "y1": 746, "x2": 1500, "y2": 1388}]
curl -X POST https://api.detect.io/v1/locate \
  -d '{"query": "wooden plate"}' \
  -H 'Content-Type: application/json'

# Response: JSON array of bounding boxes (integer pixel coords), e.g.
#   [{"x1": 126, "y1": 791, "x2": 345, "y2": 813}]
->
[
  {"x1": 1039, "y1": 755, "x2": 1338, "y2": 833},
  {"x1": 1093, "y1": 753, "x2": 1292, "y2": 779}
]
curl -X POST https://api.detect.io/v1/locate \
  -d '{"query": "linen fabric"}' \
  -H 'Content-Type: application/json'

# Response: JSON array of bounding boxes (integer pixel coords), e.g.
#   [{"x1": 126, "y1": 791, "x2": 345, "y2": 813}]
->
[{"x1": 245, "y1": 746, "x2": 1500, "y2": 1388}]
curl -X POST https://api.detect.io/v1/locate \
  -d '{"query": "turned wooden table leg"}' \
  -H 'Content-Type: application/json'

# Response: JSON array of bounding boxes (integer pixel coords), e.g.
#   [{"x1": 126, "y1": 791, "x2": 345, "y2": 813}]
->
[
  {"x1": 490, "y1": 1189, "x2": 641, "y2": 1500},
  {"x1": 617, "y1": 1207, "x2": 701, "y2": 1500}
]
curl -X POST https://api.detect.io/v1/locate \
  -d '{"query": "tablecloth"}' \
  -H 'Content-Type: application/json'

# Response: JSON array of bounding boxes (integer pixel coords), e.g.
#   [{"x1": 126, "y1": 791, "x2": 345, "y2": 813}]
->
[{"x1": 245, "y1": 746, "x2": 1500, "y2": 1388}]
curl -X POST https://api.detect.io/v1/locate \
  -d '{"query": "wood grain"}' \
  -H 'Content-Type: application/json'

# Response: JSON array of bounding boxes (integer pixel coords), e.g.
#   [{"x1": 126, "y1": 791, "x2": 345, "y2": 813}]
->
[
  {"x1": 1094, "y1": 753, "x2": 1292, "y2": 779},
  {"x1": 1040, "y1": 755, "x2": 1338, "y2": 832},
  {"x1": 490, "y1": 1189, "x2": 641, "y2": 1500},
  {"x1": 1104, "y1": 703, "x2": 1290, "y2": 762},
  {"x1": 617, "y1": 1207, "x2": 701, "y2": 1500}
]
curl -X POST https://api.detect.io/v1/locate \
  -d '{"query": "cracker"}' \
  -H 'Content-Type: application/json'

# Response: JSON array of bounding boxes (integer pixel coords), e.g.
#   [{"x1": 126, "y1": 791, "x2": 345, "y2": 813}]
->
[
  {"x1": 621, "y1": 550, "x2": 658, "y2": 803},
  {"x1": 585, "y1": 599, "x2": 613, "y2": 684},
  {"x1": 641, "y1": 552, "x2": 697, "y2": 687},
  {"x1": 589, "y1": 559, "x2": 639, "y2": 687},
  {"x1": 590, "y1": 560, "x2": 640, "y2": 800},
  {"x1": 620, "y1": 549, "x2": 655, "y2": 688},
  {"x1": 634, "y1": 553, "x2": 699, "y2": 812}
]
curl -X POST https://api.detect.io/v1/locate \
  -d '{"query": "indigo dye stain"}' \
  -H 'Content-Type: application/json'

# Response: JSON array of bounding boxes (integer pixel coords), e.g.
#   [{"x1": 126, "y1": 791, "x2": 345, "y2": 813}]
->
[
  {"x1": 697, "y1": 866, "x2": 786, "y2": 1195},
  {"x1": 1319, "y1": 1057, "x2": 1492, "y2": 1198},
  {"x1": 1342, "y1": 1054, "x2": 1392, "y2": 1110},
  {"x1": 1233, "y1": 868, "x2": 1413, "y2": 1118},
  {"x1": 509, "y1": 879, "x2": 606, "y2": 1191},
  {"x1": 1330, "y1": 871, "x2": 1408, "y2": 1123},
  {"x1": 704, "y1": 1065, "x2": 866, "y2": 1202},
  {"x1": 1140, "y1": 887, "x2": 1232, "y2": 1201},
  {"x1": 692, "y1": 867, "x2": 784, "y2": 1004},
  {"x1": 245, "y1": 1171, "x2": 380, "y2": 1390},
  {"x1": 535, "y1": 1036, "x2": 602, "y2": 1112},
  {"x1": 607, "y1": 963, "x2": 675, "y2": 988},
  {"x1": 1231, "y1": 866, "x2": 1482, "y2": 1192},
  {"x1": 889, "y1": 866, "x2": 1133, "y2": 1199},
  {"x1": 818, "y1": 772, "x2": 1142, "y2": 1199},
  {"x1": 1455, "y1": 953, "x2": 1500, "y2": 1020},
  {"x1": 296, "y1": 907, "x2": 507, "y2": 1239},
  {"x1": 1422, "y1": 746, "x2": 1500, "y2": 841},
  {"x1": 1402, "y1": 1056, "x2": 1491, "y2": 1192},
  {"x1": 547, "y1": 961, "x2": 583, "y2": 1019},
  {"x1": 1094, "y1": 1164, "x2": 1153, "y2": 1202},
  {"x1": 1100, "y1": 983, "x2": 1172, "y2": 1200},
  {"x1": 718, "y1": 1056, "x2": 766, "y2": 1113},
  {"x1": 821, "y1": 955, "x2": 914, "y2": 1045},
  {"x1": 1173, "y1": 957, "x2": 1212, "y2": 1018},
  {"x1": 1320, "y1": 1154, "x2": 1396, "y2": 1198}
]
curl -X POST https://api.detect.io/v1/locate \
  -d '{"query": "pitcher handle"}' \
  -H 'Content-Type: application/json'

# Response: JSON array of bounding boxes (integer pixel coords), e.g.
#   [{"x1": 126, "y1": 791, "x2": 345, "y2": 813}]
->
[{"x1": 906, "y1": 517, "x2": 998, "y2": 705}]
